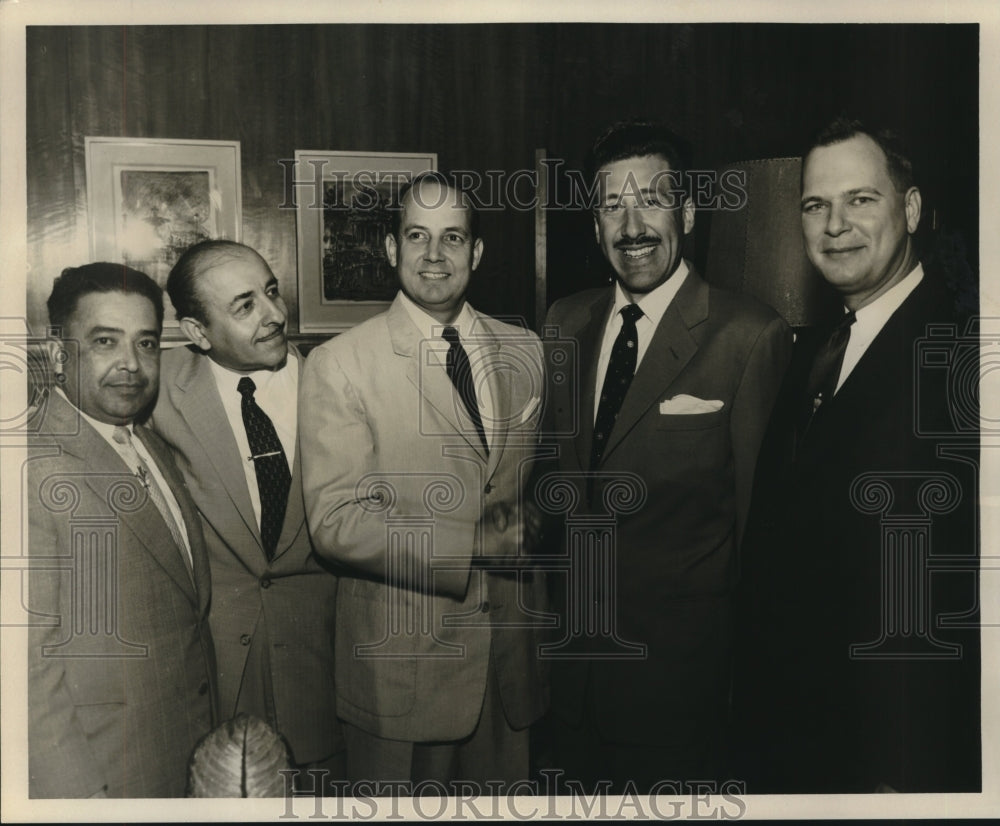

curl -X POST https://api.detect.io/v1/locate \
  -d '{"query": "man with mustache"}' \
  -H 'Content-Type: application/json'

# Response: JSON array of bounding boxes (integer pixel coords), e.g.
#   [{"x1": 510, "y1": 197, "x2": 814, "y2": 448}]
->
[
  {"x1": 27, "y1": 263, "x2": 216, "y2": 796},
  {"x1": 149, "y1": 241, "x2": 344, "y2": 790},
  {"x1": 539, "y1": 120, "x2": 792, "y2": 791},
  {"x1": 732, "y1": 118, "x2": 980, "y2": 792}
]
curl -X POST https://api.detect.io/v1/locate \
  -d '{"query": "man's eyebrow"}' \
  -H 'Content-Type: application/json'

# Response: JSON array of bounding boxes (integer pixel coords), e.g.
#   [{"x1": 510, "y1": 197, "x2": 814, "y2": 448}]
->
[
  {"x1": 87, "y1": 325, "x2": 125, "y2": 336},
  {"x1": 227, "y1": 290, "x2": 254, "y2": 309}
]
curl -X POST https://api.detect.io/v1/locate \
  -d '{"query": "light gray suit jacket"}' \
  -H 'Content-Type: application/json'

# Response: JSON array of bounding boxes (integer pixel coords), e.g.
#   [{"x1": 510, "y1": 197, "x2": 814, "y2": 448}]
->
[
  {"x1": 300, "y1": 295, "x2": 549, "y2": 742},
  {"x1": 27, "y1": 391, "x2": 217, "y2": 797},
  {"x1": 150, "y1": 345, "x2": 341, "y2": 765}
]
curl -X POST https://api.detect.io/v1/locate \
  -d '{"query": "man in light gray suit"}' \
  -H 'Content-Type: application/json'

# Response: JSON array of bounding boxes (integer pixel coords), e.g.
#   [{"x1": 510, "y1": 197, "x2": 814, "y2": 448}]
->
[
  {"x1": 28, "y1": 263, "x2": 216, "y2": 797},
  {"x1": 300, "y1": 172, "x2": 548, "y2": 792},
  {"x1": 149, "y1": 241, "x2": 343, "y2": 789}
]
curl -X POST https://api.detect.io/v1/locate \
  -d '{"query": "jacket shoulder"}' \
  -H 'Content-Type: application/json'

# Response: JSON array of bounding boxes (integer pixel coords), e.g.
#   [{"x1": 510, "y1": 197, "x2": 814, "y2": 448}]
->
[{"x1": 707, "y1": 284, "x2": 787, "y2": 329}]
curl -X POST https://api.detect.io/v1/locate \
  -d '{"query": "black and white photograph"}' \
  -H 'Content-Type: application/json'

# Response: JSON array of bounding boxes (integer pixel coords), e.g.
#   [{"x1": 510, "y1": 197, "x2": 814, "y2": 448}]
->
[{"x1": 0, "y1": 0, "x2": 996, "y2": 821}]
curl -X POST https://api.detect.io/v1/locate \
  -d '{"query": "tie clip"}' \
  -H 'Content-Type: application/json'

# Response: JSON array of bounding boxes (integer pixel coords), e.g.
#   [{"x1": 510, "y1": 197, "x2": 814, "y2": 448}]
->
[
  {"x1": 135, "y1": 466, "x2": 151, "y2": 490},
  {"x1": 249, "y1": 450, "x2": 282, "y2": 461}
]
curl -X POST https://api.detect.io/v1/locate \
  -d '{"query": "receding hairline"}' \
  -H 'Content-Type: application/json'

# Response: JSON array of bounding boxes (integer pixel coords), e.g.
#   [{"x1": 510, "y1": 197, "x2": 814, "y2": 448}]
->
[{"x1": 399, "y1": 179, "x2": 475, "y2": 229}]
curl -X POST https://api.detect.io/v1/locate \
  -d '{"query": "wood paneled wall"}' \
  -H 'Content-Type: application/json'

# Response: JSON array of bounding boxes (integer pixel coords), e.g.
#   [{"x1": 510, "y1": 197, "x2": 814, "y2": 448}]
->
[{"x1": 26, "y1": 24, "x2": 978, "y2": 337}]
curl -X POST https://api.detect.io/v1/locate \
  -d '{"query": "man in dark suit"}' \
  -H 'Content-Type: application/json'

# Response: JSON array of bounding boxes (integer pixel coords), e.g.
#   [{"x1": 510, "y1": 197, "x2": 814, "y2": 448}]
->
[
  {"x1": 148, "y1": 241, "x2": 343, "y2": 787},
  {"x1": 539, "y1": 121, "x2": 792, "y2": 791},
  {"x1": 732, "y1": 118, "x2": 980, "y2": 792},
  {"x1": 27, "y1": 263, "x2": 216, "y2": 797},
  {"x1": 300, "y1": 172, "x2": 548, "y2": 791}
]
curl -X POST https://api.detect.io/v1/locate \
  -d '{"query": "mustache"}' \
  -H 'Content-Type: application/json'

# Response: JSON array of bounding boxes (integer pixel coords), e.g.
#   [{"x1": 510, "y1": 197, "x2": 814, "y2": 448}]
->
[{"x1": 615, "y1": 234, "x2": 661, "y2": 248}]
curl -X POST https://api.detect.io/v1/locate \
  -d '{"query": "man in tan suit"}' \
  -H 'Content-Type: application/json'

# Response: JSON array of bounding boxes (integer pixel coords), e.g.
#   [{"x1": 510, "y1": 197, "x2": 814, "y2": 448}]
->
[
  {"x1": 149, "y1": 241, "x2": 343, "y2": 788},
  {"x1": 28, "y1": 263, "x2": 216, "y2": 797},
  {"x1": 300, "y1": 173, "x2": 548, "y2": 792}
]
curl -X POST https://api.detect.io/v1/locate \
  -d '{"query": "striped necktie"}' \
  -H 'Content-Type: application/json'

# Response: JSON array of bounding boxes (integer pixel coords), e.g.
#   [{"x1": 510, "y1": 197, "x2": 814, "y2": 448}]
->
[{"x1": 112, "y1": 425, "x2": 191, "y2": 569}]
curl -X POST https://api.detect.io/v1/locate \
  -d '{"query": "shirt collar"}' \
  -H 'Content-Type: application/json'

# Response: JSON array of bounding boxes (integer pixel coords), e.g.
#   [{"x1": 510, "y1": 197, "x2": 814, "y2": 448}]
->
[
  {"x1": 398, "y1": 291, "x2": 478, "y2": 342},
  {"x1": 850, "y1": 262, "x2": 924, "y2": 329},
  {"x1": 53, "y1": 387, "x2": 131, "y2": 442},
  {"x1": 612, "y1": 259, "x2": 689, "y2": 327},
  {"x1": 206, "y1": 349, "x2": 297, "y2": 394}
]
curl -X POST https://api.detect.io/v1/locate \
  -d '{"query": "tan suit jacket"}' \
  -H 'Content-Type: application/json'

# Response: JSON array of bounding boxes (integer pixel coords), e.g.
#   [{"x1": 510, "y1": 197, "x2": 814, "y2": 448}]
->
[
  {"x1": 150, "y1": 344, "x2": 341, "y2": 765},
  {"x1": 300, "y1": 295, "x2": 548, "y2": 742}
]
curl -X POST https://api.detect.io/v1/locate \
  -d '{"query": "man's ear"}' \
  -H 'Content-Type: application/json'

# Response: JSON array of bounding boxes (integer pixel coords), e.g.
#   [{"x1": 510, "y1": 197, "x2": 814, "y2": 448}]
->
[
  {"x1": 45, "y1": 338, "x2": 64, "y2": 374},
  {"x1": 179, "y1": 317, "x2": 211, "y2": 351},
  {"x1": 385, "y1": 233, "x2": 398, "y2": 268},
  {"x1": 904, "y1": 186, "x2": 922, "y2": 235},
  {"x1": 471, "y1": 238, "x2": 484, "y2": 271},
  {"x1": 681, "y1": 196, "x2": 696, "y2": 236}
]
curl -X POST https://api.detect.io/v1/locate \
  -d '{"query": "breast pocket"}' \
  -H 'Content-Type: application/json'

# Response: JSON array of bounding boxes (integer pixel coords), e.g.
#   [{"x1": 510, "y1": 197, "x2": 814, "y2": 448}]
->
[{"x1": 655, "y1": 409, "x2": 726, "y2": 430}]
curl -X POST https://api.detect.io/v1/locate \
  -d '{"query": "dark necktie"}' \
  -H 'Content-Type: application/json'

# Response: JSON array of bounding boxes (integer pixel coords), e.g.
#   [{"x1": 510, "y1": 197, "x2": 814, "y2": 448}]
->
[
  {"x1": 802, "y1": 309, "x2": 857, "y2": 431},
  {"x1": 442, "y1": 326, "x2": 489, "y2": 454},
  {"x1": 238, "y1": 376, "x2": 291, "y2": 560},
  {"x1": 591, "y1": 303, "x2": 644, "y2": 470}
]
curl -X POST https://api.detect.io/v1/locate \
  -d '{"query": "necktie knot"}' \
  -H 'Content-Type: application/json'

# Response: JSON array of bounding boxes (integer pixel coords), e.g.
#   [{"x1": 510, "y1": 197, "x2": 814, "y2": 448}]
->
[
  {"x1": 835, "y1": 309, "x2": 857, "y2": 335},
  {"x1": 442, "y1": 325, "x2": 461, "y2": 346},
  {"x1": 620, "y1": 303, "x2": 643, "y2": 326},
  {"x1": 112, "y1": 425, "x2": 132, "y2": 446},
  {"x1": 237, "y1": 376, "x2": 257, "y2": 399}
]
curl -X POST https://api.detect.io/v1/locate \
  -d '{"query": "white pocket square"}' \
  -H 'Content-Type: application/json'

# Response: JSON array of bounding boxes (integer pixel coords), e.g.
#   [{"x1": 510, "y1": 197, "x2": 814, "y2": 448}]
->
[
  {"x1": 520, "y1": 396, "x2": 541, "y2": 424},
  {"x1": 659, "y1": 395, "x2": 724, "y2": 415}
]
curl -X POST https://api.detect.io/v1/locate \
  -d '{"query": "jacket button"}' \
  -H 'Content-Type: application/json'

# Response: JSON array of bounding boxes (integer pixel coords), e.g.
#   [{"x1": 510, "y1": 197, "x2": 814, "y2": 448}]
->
[
  {"x1": 481, "y1": 601, "x2": 490, "y2": 613},
  {"x1": 198, "y1": 681, "x2": 209, "y2": 695},
  {"x1": 260, "y1": 577, "x2": 271, "y2": 589},
  {"x1": 484, "y1": 483, "x2": 493, "y2": 494},
  {"x1": 240, "y1": 634, "x2": 251, "y2": 646}
]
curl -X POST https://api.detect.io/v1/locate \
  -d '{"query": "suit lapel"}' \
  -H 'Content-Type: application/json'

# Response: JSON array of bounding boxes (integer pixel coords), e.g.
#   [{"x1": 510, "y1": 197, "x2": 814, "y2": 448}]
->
[
  {"x1": 135, "y1": 425, "x2": 207, "y2": 608},
  {"x1": 570, "y1": 291, "x2": 613, "y2": 472},
  {"x1": 49, "y1": 395, "x2": 198, "y2": 606},
  {"x1": 390, "y1": 297, "x2": 490, "y2": 463},
  {"x1": 272, "y1": 348, "x2": 308, "y2": 561},
  {"x1": 797, "y1": 275, "x2": 929, "y2": 467},
  {"x1": 173, "y1": 350, "x2": 264, "y2": 553},
  {"x1": 602, "y1": 273, "x2": 707, "y2": 461},
  {"x1": 477, "y1": 319, "x2": 511, "y2": 482}
]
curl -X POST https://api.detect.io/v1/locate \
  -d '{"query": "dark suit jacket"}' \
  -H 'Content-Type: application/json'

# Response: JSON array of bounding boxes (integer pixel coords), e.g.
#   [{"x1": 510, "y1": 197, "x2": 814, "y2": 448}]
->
[
  {"x1": 150, "y1": 344, "x2": 341, "y2": 765},
  {"x1": 27, "y1": 391, "x2": 217, "y2": 798},
  {"x1": 733, "y1": 270, "x2": 981, "y2": 792},
  {"x1": 300, "y1": 296, "x2": 549, "y2": 743},
  {"x1": 541, "y1": 266, "x2": 792, "y2": 768}
]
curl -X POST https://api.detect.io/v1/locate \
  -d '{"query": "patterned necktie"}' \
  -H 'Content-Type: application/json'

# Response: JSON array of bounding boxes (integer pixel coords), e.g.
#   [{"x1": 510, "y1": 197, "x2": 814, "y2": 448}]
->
[
  {"x1": 112, "y1": 425, "x2": 191, "y2": 569},
  {"x1": 591, "y1": 303, "x2": 644, "y2": 470},
  {"x1": 442, "y1": 326, "x2": 489, "y2": 454},
  {"x1": 238, "y1": 377, "x2": 291, "y2": 560},
  {"x1": 803, "y1": 310, "x2": 857, "y2": 429}
]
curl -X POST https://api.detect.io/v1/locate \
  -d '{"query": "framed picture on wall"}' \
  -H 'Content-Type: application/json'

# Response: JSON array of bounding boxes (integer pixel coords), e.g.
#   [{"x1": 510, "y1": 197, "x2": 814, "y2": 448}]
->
[
  {"x1": 84, "y1": 137, "x2": 242, "y2": 330},
  {"x1": 294, "y1": 150, "x2": 437, "y2": 334}
]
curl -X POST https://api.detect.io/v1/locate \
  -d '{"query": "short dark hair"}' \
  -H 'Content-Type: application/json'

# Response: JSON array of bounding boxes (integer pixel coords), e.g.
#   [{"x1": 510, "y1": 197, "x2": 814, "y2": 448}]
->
[
  {"x1": 803, "y1": 116, "x2": 915, "y2": 193},
  {"x1": 587, "y1": 120, "x2": 692, "y2": 190},
  {"x1": 388, "y1": 170, "x2": 480, "y2": 242},
  {"x1": 47, "y1": 262, "x2": 164, "y2": 335},
  {"x1": 167, "y1": 240, "x2": 266, "y2": 323}
]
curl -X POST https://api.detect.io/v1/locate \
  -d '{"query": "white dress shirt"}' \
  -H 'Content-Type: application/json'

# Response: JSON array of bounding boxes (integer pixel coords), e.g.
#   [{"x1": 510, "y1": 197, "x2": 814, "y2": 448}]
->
[
  {"x1": 594, "y1": 260, "x2": 689, "y2": 421},
  {"x1": 835, "y1": 264, "x2": 924, "y2": 393},
  {"x1": 208, "y1": 353, "x2": 298, "y2": 530},
  {"x1": 398, "y1": 291, "x2": 496, "y2": 448},
  {"x1": 56, "y1": 388, "x2": 193, "y2": 568}
]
